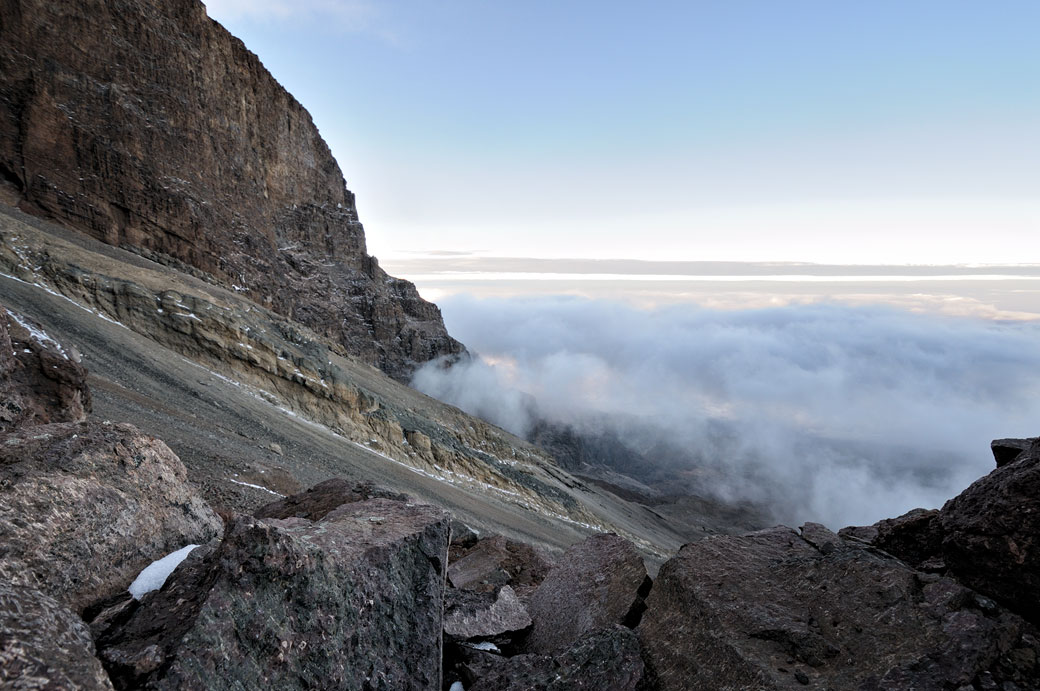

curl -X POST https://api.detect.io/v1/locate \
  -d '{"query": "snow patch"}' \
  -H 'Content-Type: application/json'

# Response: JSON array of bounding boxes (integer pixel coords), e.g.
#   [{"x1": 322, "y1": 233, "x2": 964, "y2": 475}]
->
[{"x1": 128, "y1": 544, "x2": 199, "y2": 599}]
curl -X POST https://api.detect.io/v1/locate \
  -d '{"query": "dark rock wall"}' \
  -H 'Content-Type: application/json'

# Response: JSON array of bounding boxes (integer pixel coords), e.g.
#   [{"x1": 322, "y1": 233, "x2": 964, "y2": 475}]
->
[{"x1": 0, "y1": 0, "x2": 463, "y2": 379}]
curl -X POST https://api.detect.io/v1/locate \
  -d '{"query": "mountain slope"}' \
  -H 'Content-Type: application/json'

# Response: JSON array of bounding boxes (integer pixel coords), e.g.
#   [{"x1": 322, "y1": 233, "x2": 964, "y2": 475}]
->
[{"x1": 0, "y1": 0, "x2": 461, "y2": 379}]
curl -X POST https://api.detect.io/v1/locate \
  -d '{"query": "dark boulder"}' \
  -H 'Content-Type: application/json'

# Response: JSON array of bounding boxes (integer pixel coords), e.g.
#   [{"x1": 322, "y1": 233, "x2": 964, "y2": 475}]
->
[
  {"x1": 638, "y1": 524, "x2": 1040, "y2": 690},
  {"x1": 447, "y1": 535, "x2": 554, "y2": 593},
  {"x1": 253, "y1": 477, "x2": 408, "y2": 521},
  {"x1": 941, "y1": 439, "x2": 1040, "y2": 624},
  {"x1": 97, "y1": 498, "x2": 450, "y2": 690},
  {"x1": 0, "y1": 305, "x2": 90, "y2": 431},
  {"x1": 0, "y1": 582, "x2": 114, "y2": 690},
  {"x1": 0, "y1": 420, "x2": 223, "y2": 614},
  {"x1": 443, "y1": 585, "x2": 532, "y2": 646},
  {"x1": 523, "y1": 533, "x2": 652, "y2": 655},
  {"x1": 456, "y1": 626, "x2": 645, "y2": 691}
]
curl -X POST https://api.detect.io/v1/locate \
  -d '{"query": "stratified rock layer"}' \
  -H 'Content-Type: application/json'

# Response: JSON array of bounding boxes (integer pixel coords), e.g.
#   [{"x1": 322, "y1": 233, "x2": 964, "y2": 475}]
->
[
  {"x1": 0, "y1": 420, "x2": 223, "y2": 613},
  {"x1": 0, "y1": 582, "x2": 115, "y2": 690},
  {"x1": 0, "y1": 305, "x2": 90, "y2": 431},
  {"x1": 0, "y1": 0, "x2": 462, "y2": 379},
  {"x1": 98, "y1": 498, "x2": 450, "y2": 690},
  {"x1": 638, "y1": 524, "x2": 1040, "y2": 690}
]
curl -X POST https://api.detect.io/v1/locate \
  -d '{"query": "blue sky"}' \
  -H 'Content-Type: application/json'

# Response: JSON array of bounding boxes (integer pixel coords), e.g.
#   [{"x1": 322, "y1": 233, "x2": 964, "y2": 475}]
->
[{"x1": 203, "y1": 1, "x2": 1039, "y2": 264}]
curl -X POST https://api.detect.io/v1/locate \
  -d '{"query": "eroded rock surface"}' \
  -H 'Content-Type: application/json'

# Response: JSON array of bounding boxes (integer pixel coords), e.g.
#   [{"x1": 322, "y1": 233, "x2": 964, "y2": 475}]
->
[
  {"x1": 444, "y1": 585, "x2": 532, "y2": 643},
  {"x1": 0, "y1": 305, "x2": 90, "y2": 431},
  {"x1": 447, "y1": 535, "x2": 554, "y2": 593},
  {"x1": 0, "y1": 420, "x2": 223, "y2": 613},
  {"x1": 97, "y1": 498, "x2": 450, "y2": 690},
  {"x1": 0, "y1": 582, "x2": 114, "y2": 690},
  {"x1": 254, "y1": 477, "x2": 408, "y2": 521},
  {"x1": 523, "y1": 533, "x2": 651, "y2": 655},
  {"x1": 0, "y1": 0, "x2": 462, "y2": 379},
  {"x1": 638, "y1": 524, "x2": 1040, "y2": 691}
]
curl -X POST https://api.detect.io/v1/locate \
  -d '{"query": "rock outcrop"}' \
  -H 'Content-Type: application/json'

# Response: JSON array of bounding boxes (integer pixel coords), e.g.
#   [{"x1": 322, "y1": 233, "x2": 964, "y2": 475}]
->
[
  {"x1": 0, "y1": 420, "x2": 223, "y2": 614},
  {"x1": 96, "y1": 499, "x2": 450, "y2": 690},
  {"x1": 254, "y1": 478, "x2": 409, "y2": 521},
  {"x1": 638, "y1": 523, "x2": 1040, "y2": 690},
  {"x1": 0, "y1": 0, "x2": 463, "y2": 379},
  {"x1": 0, "y1": 305, "x2": 90, "y2": 431},
  {"x1": 523, "y1": 533, "x2": 652, "y2": 655},
  {"x1": 0, "y1": 582, "x2": 115, "y2": 690}
]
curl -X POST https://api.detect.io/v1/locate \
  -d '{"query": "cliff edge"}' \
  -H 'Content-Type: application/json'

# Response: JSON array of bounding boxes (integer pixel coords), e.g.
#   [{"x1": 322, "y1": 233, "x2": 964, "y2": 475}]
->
[{"x1": 0, "y1": 0, "x2": 463, "y2": 379}]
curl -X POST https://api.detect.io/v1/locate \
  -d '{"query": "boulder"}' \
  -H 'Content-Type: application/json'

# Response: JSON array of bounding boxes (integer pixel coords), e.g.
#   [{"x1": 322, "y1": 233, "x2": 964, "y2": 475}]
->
[
  {"x1": 991, "y1": 437, "x2": 1037, "y2": 467},
  {"x1": 0, "y1": 305, "x2": 90, "y2": 431},
  {"x1": 523, "y1": 533, "x2": 651, "y2": 655},
  {"x1": 97, "y1": 498, "x2": 450, "y2": 690},
  {"x1": 443, "y1": 585, "x2": 532, "y2": 644},
  {"x1": 447, "y1": 535, "x2": 554, "y2": 593},
  {"x1": 0, "y1": 420, "x2": 223, "y2": 613},
  {"x1": 0, "y1": 582, "x2": 114, "y2": 690},
  {"x1": 455, "y1": 626, "x2": 645, "y2": 691},
  {"x1": 638, "y1": 524, "x2": 1040, "y2": 690},
  {"x1": 839, "y1": 507, "x2": 944, "y2": 571},
  {"x1": 941, "y1": 438, "x2": 1040, "y2": 624},
  {"x1": 253, "y1": 477, "x2": 408, "y2": 521}
]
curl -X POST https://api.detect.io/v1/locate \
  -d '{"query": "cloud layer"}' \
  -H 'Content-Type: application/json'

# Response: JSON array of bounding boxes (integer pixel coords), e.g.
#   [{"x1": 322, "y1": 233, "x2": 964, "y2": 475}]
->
[{"x1": 413, "y1": 295, "x2": 1040, "y2": 528}]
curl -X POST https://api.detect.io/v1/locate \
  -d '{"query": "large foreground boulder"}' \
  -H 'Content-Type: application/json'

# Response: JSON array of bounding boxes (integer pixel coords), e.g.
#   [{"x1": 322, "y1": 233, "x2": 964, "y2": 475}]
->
[
  {"x1": 638, "y1": 524, "x2": 1040, "y2": 690},
  {"x1": 0, "y1": 582, "x2": 114, "y2": 690},
  {"x1": 0, "y1": 305, "x2": 90, "y2": 431},
  {"x1": 0, "y1": 420, "x2": 223, "y2": 613},
  {"x1": 97, "y1": 498, "x2": 450, "y2": 690},
  {"x1": 523, "y1": 533, "x2": 652, "y2": 655}
]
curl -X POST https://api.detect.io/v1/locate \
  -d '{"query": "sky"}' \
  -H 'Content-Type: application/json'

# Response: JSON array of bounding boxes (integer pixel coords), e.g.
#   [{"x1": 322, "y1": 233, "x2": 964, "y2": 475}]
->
[{"x1": 203, "y1": 0, "x2": 1039, "y2": 266}]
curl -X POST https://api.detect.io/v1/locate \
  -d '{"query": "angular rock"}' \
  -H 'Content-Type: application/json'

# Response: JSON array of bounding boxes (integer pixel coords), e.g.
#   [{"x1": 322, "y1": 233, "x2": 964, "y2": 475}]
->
[
  {"x1": 0, "y1": 420, "x2": 223, "y2": 613},
  {"x1": 456, "y1": 626, "x2": 644, "y2": 691},
  {"x1": 0, "y1": 305, "x2": 90, "y2": 432},
  {"x1": 444, "y1": 585, "x2": 532, "y2": 643},
  {"x1": 447, "y1": 535, "x2": 554, "y2": 593},
  {"x1": 523, "y1": 533, "x2": 651, "y2": 655},
  {"x1": 0, "y1": 0, "x2": 463, "y2": 380},
  {"x1": 839, "y1": 507, "x2": 943, "y2": 570},
  {"x1": 941, "y1": 438, "x2": 1040, "y2": 624},
  {"x1": 991, "y1": 437, "x2": 1036, "y2": 467},
  {"x1": 638, "y1": 525, "x2": 1040, "y2": 691},
  {"x1": 0, "y1": 582, "x2": 114, "y2": 690},
  {"x1": 97, "y1": 498, "x2": 450, "y2": 690},
  {"x1": 253, "y1": 477, "x2": 408, "y2": 521}
]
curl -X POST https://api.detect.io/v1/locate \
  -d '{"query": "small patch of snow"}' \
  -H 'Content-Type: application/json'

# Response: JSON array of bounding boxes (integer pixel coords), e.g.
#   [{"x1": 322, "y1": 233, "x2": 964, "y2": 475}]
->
[
  {"x1": 128, "y1": 545, "x2": 199, "y2": 599},
  {"x1": 228, "y1": 478, "x2": 285, "y2": 497}
]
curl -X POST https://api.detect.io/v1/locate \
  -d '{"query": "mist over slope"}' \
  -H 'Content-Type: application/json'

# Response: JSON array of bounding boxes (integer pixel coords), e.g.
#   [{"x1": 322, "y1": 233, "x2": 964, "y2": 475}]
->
[{"x1": 414, "y1": 295, "x2": 1040, "y2": 528}]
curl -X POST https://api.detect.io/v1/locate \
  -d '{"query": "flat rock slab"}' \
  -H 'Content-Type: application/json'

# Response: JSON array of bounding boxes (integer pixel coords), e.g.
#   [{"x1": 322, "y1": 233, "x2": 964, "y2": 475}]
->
[
  {"x1": 444, "y1": 585, "x2": 531, "y2": 642},
  {"x1": 447, "y1": 535, "x2": 553, "y2": 593},
  {"x1": 254, "y1": 477, "x2": 408, "y2": 521},
  {"x1": 98, "y1": 498, "x2": 450, "y2": 691},
  {"x1": 523, "y1": 533, "x2": 651, "y2": 655},
  {"x1": 638, "y1": 524, "x2": 1040, "y2": 690},
  {"x1": 459, "y1": 625, "x2": 644, "y2": 691},
  {"x1": 0, "y1": 420, "x2": 223, "y2": 613},
  {"x1": 0, "y1": 582, "x2": 114, "y2": 690}
]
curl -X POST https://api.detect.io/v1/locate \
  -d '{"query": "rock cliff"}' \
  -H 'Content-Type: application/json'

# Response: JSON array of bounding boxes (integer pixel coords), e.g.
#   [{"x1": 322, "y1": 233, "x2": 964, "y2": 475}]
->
[{"x1": 0, "y1": 0, "x2": 462, "y2": 379}]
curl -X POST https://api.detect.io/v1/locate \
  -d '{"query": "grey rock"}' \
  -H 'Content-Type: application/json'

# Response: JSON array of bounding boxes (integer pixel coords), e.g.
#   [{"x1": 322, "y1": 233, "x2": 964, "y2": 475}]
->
[
  {"x1": 0, "y1": 420, "x2": 223, "y2": 613},
  {"x1": 253, "y1": 477, "x2": 408, "y2": 521},
  {"x1": 447, "y1": 535, "x2": 554, "y2": 593},
  {"x1": 98, "y1": 498, "x2": 450, "y2": 690},
  {"x1": 457, "y1": 626, "x2": 644, "y2": 691},
  {"x1": 638, "y1": 526, "x2": 1040, "y2": 690},
  {"x1": 523, "y1": 533, "x2": 651, "y2": 655},
  {"x1": 444, "y1": 585, "x2": 532, "y2": 642},
  {"x1": 941, "y1": 438, "x2": 1040, "y2": 624},
  {"x1": 0, "y1": 582, "x2": 114, "y2": 690},
  {"x1": 0, "y1": 305, "x2": 90, "y2": 432}
]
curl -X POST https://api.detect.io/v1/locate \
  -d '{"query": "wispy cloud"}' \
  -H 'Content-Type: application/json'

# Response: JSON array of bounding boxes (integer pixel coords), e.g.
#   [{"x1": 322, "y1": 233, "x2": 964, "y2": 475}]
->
[{"x1": 414, "y1": 296, "x2": 1040, "y2": 529}]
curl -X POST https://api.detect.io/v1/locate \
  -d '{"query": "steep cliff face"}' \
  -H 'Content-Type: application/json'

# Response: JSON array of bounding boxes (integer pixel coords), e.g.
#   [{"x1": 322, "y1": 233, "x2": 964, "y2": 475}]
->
[{"x1": 0, "y1": 0, "x2": 463, "y2": 379}]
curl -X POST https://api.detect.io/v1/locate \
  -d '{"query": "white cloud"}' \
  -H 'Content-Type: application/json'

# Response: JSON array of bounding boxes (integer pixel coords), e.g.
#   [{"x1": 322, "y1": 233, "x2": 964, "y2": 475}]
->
[{"x1": 414, "y1": 296, "x2": 1040, "y2": 529}]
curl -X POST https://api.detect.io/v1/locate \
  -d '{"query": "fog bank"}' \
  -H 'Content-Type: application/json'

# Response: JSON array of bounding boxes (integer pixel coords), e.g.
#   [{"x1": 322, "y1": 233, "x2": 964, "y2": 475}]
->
[{"x1": 413, "y1": 295, "x2": 1040, "y2": 528}]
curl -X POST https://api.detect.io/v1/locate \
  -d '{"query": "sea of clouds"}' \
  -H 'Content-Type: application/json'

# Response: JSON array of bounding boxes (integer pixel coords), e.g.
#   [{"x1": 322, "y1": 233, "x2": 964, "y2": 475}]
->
[{"x1": 413, "y1": 295, "x2": 1040, "y2": 528}]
